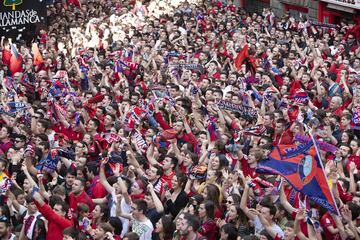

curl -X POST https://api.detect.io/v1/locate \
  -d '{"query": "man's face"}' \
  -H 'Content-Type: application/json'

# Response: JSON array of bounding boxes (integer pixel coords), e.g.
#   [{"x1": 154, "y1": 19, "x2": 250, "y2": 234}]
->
[
  {"x1": 27, "y1": 201, "x2": 38, "y2": 214},
  {"x1": 131, "y1": 203, "x2": 141, "y2": 220},
  {"x1": 146, "y1": 166, "x2": 159, "y2": 181},
  {"x1": 130, "y1": 95, "x2": 139, "y2": 105},
  {"x1": 72, "y1": 179, "x2": 83, "y2": 194},
  {"x1": 224, "y1": 93, "x2": 232, "y2": 101},
  {"x1": 173, "y1": 122, "x2": 183, "y2": 132},
  {"x1": 162, "y1": 157, "x2": 173, "y2": 171},
  {"x1": 0, "y1": 127, "x2": 8, "y2": 140},
  {"x1": 53, "y1": 204, "x2": 65, "y2": 217},
  {"x1": 341, "y1": 117, "x2": 350, "y2": 127},
  {"x1": 340, "y1": 146, "x2": 350, "y2": 157},
  {"x1": 275, "y1": 123, "x2": 284, "y2": 134},
  {"x1": 179, "y1": 219, "x2": 190, "y2": 236},
  {"x1": 261, "y1": 206, "x2": 272, "y2": 223},
  {"x1": 66, "y1": 174, "x2": 75, "y2": 186},
  {"x1": 264, "y1": 115, "x2": 272, "y2": 126},
  {"x1": 36, "y1": 122, "x2": 45, "y2": 134},
  {"x1": 87, "y1": 120, "x2": 97, "y2": 132},
  {"x1": 93, "y1": 227, "x2": 106, "y2": 240}
]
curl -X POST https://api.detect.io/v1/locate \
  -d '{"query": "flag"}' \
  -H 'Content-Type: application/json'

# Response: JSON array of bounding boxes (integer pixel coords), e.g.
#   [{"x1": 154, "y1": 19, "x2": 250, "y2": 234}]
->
[
  {"x1": 234, "y1": 44, "x2": 248, "y2": 70},
  {"x1": 241, "y1": 124, "x2": 266, "y2": 136},
  {"x1": 256, "y1": 141, "x2": 339, "y2": 214},
  {"x1": 0, "y1": 172, "x2": 11, "y2": 194},
  {"x1": 31, "y1": 43, "x2": 43, "y2": 66},
  {"x1": 9, "y1": 44, "x2": 23, "y2": 75}
]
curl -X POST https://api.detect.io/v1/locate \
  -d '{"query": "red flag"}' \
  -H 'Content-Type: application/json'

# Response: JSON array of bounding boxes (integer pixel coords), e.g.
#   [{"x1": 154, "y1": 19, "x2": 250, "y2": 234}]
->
[
  {"x1": 32, "y1": 43, "x2": 43, "y2": 66},
  {"x1": 9, "y1": 44, "x2": 22, "y2": 75},
  {"x1": 234, "y1": 44, "x2": 249, "y2": 70},
  {"x1": 257, "y1": 141, "x2": 339, "y2": 214},
  {"x1": 2, "y1": 49, "x2": 11, "y2": 66}
]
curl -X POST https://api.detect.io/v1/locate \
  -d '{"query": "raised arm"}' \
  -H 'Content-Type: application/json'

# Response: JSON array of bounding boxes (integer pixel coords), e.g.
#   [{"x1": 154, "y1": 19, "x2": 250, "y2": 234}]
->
[
  {"x1": 99, "y1": 160, "x2": 115, "y2": 194},
  {"x1": 240, "y1": 177, "x2": 256, "y2": 221}
]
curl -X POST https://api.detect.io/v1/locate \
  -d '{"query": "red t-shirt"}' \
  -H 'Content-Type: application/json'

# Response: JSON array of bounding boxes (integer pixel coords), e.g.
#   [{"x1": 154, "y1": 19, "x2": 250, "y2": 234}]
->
[
  {"x1": 161, "y1": 171, "x2": 175, "y2": 189},
  {"x1": 320, "y1": 212, "x2": 341, "y2": 240},
  {"x1": 240, "y1": 156, "x2": 258, "y2": 179},
  {"x1": 68, "y1": 191, "x2": 95, "y2": 216}
]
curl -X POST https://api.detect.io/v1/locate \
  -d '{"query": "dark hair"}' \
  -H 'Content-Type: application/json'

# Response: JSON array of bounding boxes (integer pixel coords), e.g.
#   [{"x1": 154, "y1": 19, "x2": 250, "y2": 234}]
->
[
  {"x1": 54, "y1": 200, "x2": 69, "y2": 214},
  {"x1": 261, "y1": 202, "x2": 277, "y2": 217},
  {"x1": 220, "y1": 223, "x2": 238, "y2": 240},
  {"x1": 98, "y1": 222, "x2": 114, "y2": 234},
  {"x1": 166, "y1": 154, "x2": 178, "y2": 168},
  {"x1": 259, "y1": 229, "x2": 272, "y2": 240},
  {"x1": 123, "y1": 232, "x2": 140, "y2": 240},
  {"x1": 205, "y1": 184, "x2": 220, "y2": 207},
  {"x1": 75, "y1": 177, "x2": 86, "y2": 187},
  {"x1": 134, "y1": 199, "x2": 148, "y2": 214},
  {"x1": 77, "y1": 203, "x2": 89, "y2": 214},
  {"x1": 38, "y1": 119, "x2": 51, "y2": 130},
  {"x1": 109, "y1": 216, "x2": 123, "y2": 235},
  {"x1": 66, "y1": 167, "x2": 77, "y2": 177},
  {"x1": 63, "y1": 227, "x2": 79, "y2": 238},
  {"x1": 161, "y1": 215, "x2": 175, "y2": 239},
  {"x1": 152, "y1": 164, "x2": 163, "y2": 177},
  {"x1": 202, "y1": 200, "x2": 215, "y2": 219},
  {"x1": 175, "y1": 172, "x2": 187, "y2": 189},
  {"x1": 327, "y1": 72, "x2": 337, "y2": 81},
  {"x1": 86, "y1": 161, "x2": 98, "y2": 176},
  {"x1": 183, "y1": 213, "x2": 201, "y2": 232},
  {"x1": 228, "y1": 194, "x2": 241, "y2": 205},
  {"x1": 39, "y1": 141, "x2": 50, "y2": 150},
  {"x1": 90, "y1": 118, "x2": 100, "y2": 128},
  {"x1": 98, "y1": 204, "x2": 110, "y2": 222},
  {"x1": 184, "y1": 150, "x2": 199, "y2": 166}
]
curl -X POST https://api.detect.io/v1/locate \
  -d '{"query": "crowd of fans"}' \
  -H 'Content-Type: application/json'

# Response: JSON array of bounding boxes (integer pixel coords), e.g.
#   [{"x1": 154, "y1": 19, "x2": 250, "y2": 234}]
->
[{"x1": 0, "y1": 0, "x2": 359, "y2": 239}]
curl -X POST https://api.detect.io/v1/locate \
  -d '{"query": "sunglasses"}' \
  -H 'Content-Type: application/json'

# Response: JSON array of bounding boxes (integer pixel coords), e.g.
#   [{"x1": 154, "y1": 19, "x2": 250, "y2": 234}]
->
[{"x1": 227, "y1": 200, "x2": 234, "y2": 204}]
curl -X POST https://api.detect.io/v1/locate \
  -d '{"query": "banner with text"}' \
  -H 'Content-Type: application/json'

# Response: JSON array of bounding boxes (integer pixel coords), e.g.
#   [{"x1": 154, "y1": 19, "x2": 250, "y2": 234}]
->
[{"x1": 0, "y1": 0, "x2": 47, "y2": 41}]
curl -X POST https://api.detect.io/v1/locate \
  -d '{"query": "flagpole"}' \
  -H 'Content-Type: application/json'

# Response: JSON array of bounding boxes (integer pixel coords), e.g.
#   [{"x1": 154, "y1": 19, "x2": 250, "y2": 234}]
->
[{"x1": 309, "y1": 131, "x2": 340, "y2": 216}]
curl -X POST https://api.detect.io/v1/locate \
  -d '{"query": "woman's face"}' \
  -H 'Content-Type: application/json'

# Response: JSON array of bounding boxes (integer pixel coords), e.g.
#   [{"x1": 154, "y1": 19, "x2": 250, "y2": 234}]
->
[
  {"x1": 211, "y1": 157, "x2": 220, "y2": 170},
  {"x1": 225, "y1": 196, "x2": 234, "y2": 211},
  {"x1": 83, "y1": 134, "x2": 92, "y2": 145},
  {"x1": 341, "y1": 132, "x2": 349, "y2": 143},
  {"x1": 23, "y1": 179, "x2": 30, "y2": 192},
  {"x1": 350, "y1": 140, "x2": 359, "y2": 153},
  {"x1": 171, "y1": 175, "x2": 179, "y2": 189},
  {"x1": 131, "y1": 182, "x2": 142, "y2": 194},
  {"x1": 228, "y1": 205, "x2": 237, "y2": 220},
  {"x1": 198, "y1": 203, "x2": 206, "y2": 219},
  {"x1": 92, "y1": 205, "x2": 102, "y2": 219},
  {"x1": 202, "y1": 187, "x2": 208, "y2": 199},
  {"x1": 183, "y1": 154, "x2": 192, "y2": 167},
  {"x1": 155, "y1": 219, "x2": 163, "y2": 233}
]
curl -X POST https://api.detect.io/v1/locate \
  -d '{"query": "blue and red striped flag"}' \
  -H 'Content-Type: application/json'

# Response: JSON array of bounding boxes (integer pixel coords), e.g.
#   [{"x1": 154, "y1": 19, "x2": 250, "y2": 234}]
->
[{"x1": 256, "y1": 140, "x2": 339, "y2": 214}]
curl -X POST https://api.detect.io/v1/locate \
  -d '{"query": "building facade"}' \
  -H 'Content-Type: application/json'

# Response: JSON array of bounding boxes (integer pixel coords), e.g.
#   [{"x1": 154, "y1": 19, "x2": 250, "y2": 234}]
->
[{"x1": 240, "y1": 0, "x2": 360, "y2": 24}]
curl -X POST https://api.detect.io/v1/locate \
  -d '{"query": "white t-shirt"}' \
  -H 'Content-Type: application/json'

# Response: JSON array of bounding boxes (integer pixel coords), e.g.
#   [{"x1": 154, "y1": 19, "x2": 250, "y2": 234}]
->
[
  {"x1": 132, "y1": 218, "x2": 154, "y2": 240},
  {"x1": 120, "y1": 198, "x2": 132, "y2": 237},
  {"x1": 254, "y1": 216, "x2": 284, "y2": 239}
]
